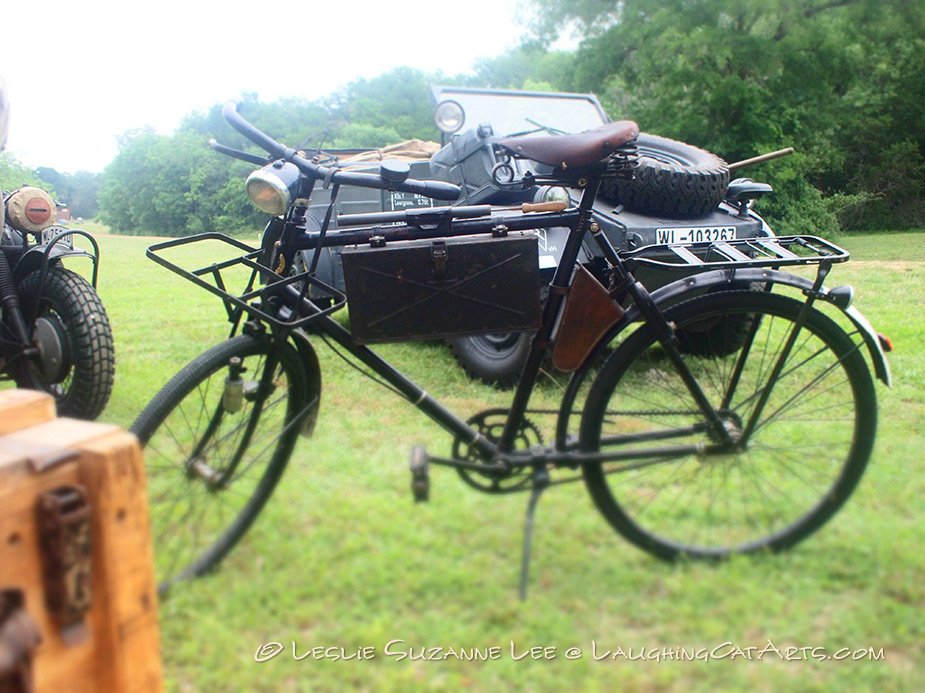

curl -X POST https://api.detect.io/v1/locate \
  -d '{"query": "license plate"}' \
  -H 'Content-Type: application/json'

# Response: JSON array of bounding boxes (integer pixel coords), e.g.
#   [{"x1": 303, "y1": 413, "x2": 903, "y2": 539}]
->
[
  {"x1": 655, "y1": 226, "x2": 737, "y2": 244},
  {"x1": 41, "y1": 226, "x2": 73, "y2": 249}
]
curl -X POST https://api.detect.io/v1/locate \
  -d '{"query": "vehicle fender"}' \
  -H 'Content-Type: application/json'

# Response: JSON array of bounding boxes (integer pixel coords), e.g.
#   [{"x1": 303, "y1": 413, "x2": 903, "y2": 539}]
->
[
  {"x1": 553, "y1": 267, "x2": 891, "y2": 450},
  {"x1": 288, "y1": 327, "x2": 323, "y2": 437},
  {"x1": 12, "y1": 227, "x2": 101, "y2": 285},
  {"x1": 13, "y1": 245, "x2": 94, "y2": 281},
  {"x1": 646, "y1": 267, "x2": 891, "y2": 387}
]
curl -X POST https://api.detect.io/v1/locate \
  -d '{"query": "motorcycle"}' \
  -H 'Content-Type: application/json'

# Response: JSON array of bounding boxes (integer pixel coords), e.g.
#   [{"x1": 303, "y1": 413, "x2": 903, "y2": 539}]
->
[{"x1": 0, "y1": 185, "x2": 114, "y2": 419}]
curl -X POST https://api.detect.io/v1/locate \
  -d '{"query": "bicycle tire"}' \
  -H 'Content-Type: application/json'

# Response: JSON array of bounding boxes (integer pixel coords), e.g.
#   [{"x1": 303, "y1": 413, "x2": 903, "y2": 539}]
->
[
  {"x1": 580, "y1": 290, "x2": 877, "y2": 560},
  {"x1": 131, "y1": 333, "x2": 311, "y2": 595}
]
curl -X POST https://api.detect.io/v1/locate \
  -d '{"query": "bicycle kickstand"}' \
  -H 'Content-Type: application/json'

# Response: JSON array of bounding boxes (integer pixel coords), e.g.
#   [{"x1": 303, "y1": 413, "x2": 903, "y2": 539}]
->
[{"x1": 519, "y1": 451, "x2": 551, "y2": 601}]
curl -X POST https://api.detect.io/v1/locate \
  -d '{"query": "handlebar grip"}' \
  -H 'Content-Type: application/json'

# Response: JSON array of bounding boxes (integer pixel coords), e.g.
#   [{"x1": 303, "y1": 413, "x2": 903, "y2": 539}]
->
[
  {"x1": 394, "y1": 178, "x2": 461, "y2": 201},
  {"x1": 327, "y1": 168, "x2": 461, "y2": 202}
]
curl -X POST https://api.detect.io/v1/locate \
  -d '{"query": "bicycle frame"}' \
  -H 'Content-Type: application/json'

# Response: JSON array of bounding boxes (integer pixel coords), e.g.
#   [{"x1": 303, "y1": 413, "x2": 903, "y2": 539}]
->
[
  {"x1": 148, "y1": 173, "x2": 855, "y2": 477},
  {"x1": 138, "y1": 104, "x2": 896, "y2": 599}
]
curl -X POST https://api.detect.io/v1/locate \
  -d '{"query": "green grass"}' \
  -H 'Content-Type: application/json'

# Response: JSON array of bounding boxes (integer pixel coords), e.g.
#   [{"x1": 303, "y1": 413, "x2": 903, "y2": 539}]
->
[{"x1": 83, "y1": 227, "x2": 923, "y2": 692}]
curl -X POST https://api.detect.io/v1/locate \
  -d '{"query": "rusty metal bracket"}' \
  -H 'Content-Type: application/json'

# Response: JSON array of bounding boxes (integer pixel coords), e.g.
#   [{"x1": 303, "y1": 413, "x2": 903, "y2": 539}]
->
[
  {"x1": 0, "y1": 589, "x2": 43, "y2": 693},
  {"x1": 36, "y1": 486, "x2": 92, "y2": 646}
]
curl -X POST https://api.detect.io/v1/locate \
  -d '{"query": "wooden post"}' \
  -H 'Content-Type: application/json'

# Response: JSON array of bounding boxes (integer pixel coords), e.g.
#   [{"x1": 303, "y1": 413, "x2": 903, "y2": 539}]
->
[{"x1": 0, "y1": 390, "x2": 163, "y2": 692}]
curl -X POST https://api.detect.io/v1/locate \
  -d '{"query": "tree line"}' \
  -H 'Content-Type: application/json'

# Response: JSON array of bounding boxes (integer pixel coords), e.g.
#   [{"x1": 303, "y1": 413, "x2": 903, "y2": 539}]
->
[{"x1": 3, "y1": 0, "x2": 921, "y2": 237}]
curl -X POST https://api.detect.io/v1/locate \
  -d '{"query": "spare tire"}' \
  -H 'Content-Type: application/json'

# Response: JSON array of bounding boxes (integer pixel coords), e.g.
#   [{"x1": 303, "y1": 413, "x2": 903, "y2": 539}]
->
[{"x1": 601, "y1": 133, "x2": 729, "y2": 218}]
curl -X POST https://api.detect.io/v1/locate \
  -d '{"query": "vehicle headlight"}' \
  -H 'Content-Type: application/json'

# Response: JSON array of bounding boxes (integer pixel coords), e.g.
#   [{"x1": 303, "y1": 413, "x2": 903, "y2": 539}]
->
[
  {"x1": 535, "y1": 186, "x2": 571, "y2": 205},
  {"x1": 245, "y1": 161, "x2": 301, "y2": 216},
  {"x1": 434, "y1": 100, "x2": 465, "y2": 134}
]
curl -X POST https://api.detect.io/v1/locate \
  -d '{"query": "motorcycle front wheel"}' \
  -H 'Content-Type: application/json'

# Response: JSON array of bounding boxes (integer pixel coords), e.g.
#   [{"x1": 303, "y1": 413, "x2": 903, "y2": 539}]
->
[{"x1": 12, "y1": 267, "x2": 114, "y2": 419}]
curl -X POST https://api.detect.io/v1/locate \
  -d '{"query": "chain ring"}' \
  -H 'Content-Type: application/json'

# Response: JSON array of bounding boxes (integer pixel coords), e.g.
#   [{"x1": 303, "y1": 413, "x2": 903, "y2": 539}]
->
[{"x1": 452, "y1": 408, "x2": 543, "y2": 493}]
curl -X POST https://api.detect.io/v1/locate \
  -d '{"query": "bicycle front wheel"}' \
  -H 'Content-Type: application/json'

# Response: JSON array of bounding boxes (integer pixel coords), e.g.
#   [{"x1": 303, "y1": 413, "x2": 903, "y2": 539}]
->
[
  {"x1": 131, "y1": 333, "x2": 312, "y2": 594},
  {"x1": 580, "y1": 290, "x2": 877, "y2": 560}
]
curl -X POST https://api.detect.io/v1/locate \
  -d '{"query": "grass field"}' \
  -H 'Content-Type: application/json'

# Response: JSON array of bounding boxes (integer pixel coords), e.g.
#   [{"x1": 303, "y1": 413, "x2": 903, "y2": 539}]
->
[{"x1": 81, "y1": 226, "x2": 924, "y2": 691}]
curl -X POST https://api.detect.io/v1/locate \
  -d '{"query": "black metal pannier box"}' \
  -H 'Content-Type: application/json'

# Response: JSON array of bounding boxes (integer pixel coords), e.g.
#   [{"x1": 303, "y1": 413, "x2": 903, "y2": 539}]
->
[{"x1": 341, "y1": 232, "x2": 542, "y2": 344}]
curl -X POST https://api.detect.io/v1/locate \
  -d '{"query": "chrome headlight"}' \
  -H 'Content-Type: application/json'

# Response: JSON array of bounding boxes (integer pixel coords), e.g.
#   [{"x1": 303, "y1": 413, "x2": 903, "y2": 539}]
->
[
  {"x1": 245, "y1": 161, "x2": 301, "y2": 216},
  {"x1": 434, "y1": 100, "x2": 465, "y2": 134},
  {"x1": 535, "y1": 186, "x2": 572, "y2": 205}
]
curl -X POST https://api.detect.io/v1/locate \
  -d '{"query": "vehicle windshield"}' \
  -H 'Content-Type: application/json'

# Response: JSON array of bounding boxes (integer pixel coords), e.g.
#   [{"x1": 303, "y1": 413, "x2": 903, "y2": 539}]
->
[{"x1": 429, "y1": 86, "x2": 609, "y2": 137}]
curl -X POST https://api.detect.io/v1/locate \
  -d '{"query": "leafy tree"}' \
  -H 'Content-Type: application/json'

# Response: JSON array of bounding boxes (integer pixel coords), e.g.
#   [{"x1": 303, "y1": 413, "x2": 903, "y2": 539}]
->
[
  {"x1": 0, "y1": 151, "x2": 55, "y2": 195},
  {"x1": 326, "y1": 67, "x2": 442, "y2": 144},
  {"x1": 470, "y1": 42, "x2": 576, "y2": 91},
  {"x1": 523, "y1": 0, "x2": 925, "y2": 232},
  {"x1": 36, "y1": 167, "x2": 101, "y2": 219}
]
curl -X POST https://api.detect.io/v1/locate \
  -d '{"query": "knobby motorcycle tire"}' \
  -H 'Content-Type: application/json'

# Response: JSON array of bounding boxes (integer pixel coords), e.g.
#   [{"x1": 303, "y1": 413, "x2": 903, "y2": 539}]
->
[
  {"x1": 12, "y1": 267, "x2": 114, "y2": 420},
  {"x1": 602, "y1": 133, "x2": 730, "y2": 218}
]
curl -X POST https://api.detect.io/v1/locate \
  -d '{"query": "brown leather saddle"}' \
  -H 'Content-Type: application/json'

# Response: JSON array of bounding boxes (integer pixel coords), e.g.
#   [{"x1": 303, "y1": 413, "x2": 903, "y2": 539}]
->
[{"x1": 497, "y1": 121, "x2": 639, "y2": 169}]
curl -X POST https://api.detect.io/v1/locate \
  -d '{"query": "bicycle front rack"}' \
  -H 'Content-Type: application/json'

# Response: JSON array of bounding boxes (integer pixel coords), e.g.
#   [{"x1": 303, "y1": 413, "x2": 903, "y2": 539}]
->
[{"x1": 146, "y1": 233, "x2": 346, "y2": 331}]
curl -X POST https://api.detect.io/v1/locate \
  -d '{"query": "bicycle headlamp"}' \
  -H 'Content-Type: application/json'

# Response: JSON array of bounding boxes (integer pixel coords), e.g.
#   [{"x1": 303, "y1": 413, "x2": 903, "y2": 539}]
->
[
  {"x1": 434, "y1": 100, "x2": 465, "y2": 135},
  {"x1": 245, "y1": 161, "x2": 301, "y2": 216}
]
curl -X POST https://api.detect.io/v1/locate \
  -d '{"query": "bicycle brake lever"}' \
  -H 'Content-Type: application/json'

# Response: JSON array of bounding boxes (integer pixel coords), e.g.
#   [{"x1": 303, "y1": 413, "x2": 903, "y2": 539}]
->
[{"x1": 209, "y1": 139, "x2": 269, "y2": 166}]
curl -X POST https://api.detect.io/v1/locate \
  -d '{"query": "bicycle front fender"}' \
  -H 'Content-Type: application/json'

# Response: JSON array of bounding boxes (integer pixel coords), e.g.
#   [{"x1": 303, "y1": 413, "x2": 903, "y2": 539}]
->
[{"x1": 289, "y1": 328, "x2": 323, "y2": 437}]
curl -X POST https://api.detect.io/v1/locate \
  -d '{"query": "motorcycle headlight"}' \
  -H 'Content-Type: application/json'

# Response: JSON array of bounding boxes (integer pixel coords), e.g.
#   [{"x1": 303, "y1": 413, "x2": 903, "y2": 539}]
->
[
  {"x1": 434, "y1": 100, "x2": 465, "y2": 134},
  {"x1": 245, "y1": 161, "x2": 301, "y2": 216}
]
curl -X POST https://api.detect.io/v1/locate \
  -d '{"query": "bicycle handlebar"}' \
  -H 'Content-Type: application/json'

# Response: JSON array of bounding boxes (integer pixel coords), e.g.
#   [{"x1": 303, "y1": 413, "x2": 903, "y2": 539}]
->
[{"x1": 219, "y1": 102, "x2": 461, "y2": 202}]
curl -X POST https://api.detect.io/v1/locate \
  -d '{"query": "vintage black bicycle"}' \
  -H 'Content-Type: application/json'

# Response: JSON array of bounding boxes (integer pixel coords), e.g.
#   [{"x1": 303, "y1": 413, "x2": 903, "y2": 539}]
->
[{"x1": 132, "y1": 104, "x2": 892, "y2": 597}]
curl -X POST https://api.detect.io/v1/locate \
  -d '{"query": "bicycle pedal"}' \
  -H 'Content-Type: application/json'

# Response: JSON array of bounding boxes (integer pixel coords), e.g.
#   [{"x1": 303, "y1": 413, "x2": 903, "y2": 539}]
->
[{"x1": 409, "y1": 445, "x2": 430, "y2": 503}]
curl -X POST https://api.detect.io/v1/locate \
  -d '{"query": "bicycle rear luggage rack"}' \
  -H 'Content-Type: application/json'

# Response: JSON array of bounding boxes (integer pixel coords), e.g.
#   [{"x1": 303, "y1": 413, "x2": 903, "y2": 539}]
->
[
  {"x1": 620, "y1": 235, "x2": 849, "y2": 271},
  {"x1": 146, "y1": 233, "x2": 346, "y2": 330}
]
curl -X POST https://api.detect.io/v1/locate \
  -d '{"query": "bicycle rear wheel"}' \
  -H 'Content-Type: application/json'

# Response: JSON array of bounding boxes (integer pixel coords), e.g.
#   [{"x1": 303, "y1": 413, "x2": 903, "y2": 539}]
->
[
  {"x1": 580, "y1": 290, "x2": 877, "y2": 560},
  {"x1": 131, "y1": 333, "x2": 312, "y2": 594}
]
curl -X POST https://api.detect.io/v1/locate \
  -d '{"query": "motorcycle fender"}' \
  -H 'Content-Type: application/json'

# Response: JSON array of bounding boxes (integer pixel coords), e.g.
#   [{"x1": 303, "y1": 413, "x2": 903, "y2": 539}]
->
[
  {"x1": 289, "y1": 328, "x2": 322, "y2": 437},
  {"x1": 647, "y1": 268, "x2": 892, "y2": 387},
  {"x1": 13, "y1": 246, "x2": 93, "y2": 282}
]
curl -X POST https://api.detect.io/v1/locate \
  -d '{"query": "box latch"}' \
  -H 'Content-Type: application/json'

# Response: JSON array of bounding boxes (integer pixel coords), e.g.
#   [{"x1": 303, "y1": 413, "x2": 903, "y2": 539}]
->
[
  {"x1": 36, "y1": 486, "x2": 93, "y2": 645},
  {"x1": 431, "y1": 240, "x2": 448, "y2": 281}
]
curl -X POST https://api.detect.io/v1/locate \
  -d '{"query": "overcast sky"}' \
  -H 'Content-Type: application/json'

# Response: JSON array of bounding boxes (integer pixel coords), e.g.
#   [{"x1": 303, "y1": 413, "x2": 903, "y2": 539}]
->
[{"x1": 1, "y1": 0, "x2": 536, "y2": 174}]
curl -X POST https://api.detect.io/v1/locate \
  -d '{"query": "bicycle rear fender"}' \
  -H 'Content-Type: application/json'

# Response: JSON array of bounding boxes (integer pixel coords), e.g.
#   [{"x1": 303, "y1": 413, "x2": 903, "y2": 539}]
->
[
  {"x1": 648, "y1": 268, "x2": 891, "y2": 387},
  {"x1": 553, "y1": 267, "x2": 891, "y2": 451},
  {"x1": 289, "y1": 328, "x2": 322, "y2": 437}
]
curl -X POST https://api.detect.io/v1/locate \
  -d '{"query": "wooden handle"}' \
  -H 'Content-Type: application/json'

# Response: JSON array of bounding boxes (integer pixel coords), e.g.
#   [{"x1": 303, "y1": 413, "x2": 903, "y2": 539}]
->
[
  {"x1": 728, "y1": 147, "x2": 795, "y2": 172},
  {"x1": 520, "y1": 201, "x2": 569, "y2": 213}
]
